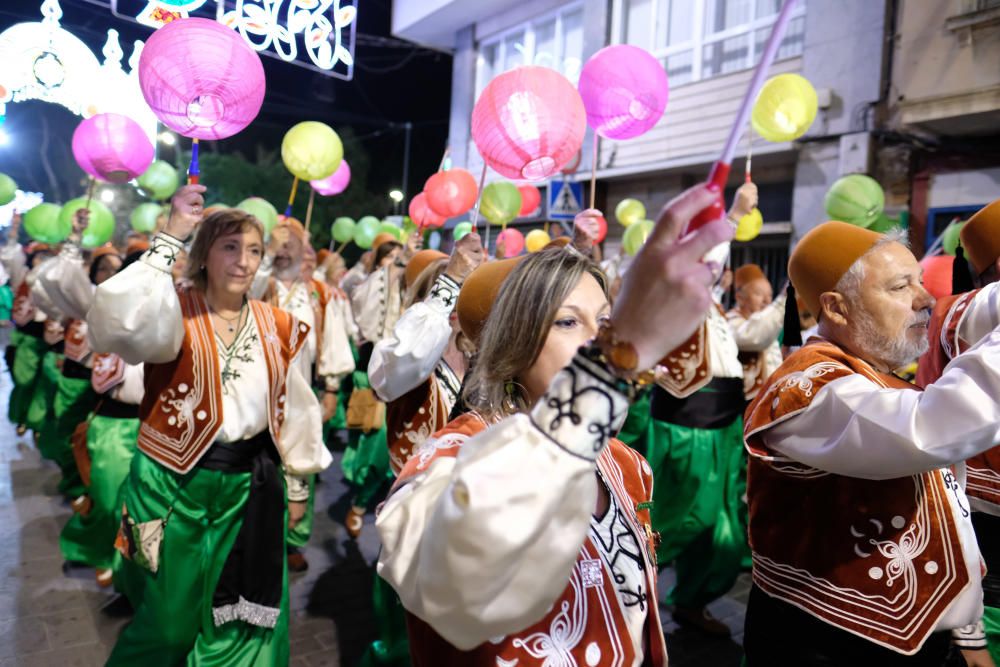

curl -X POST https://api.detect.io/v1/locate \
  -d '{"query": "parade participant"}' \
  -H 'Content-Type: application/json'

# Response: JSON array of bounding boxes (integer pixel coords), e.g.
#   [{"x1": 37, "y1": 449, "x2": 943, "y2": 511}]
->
[
  {"x1": 376, "y1": 185, "x2": 731, "y2": 664},
  {"x1": 742, "y1": 220, "x2": 1000, "y2": 665},
  {"x1": 726, "y1": 262, "x2": 785, "y2": 401},
  {"x1": 341, "y1": 232, "x2": 414, "y2": 537},
  {"x1": 89, "y1": 185, "x2": 330, "y2": 665},
  {"x1": 621, "y1": 182, "x2": 757, "y2": 636},
  {"x1": 916, "y1": 197, "x2": 1000, "y2": 665},
  {"x1": 341, "y1": 250, "x2": 374, "y2": 297},
  {"x1": 251, "y1": 215, "x2": 355, "y2": 571},
  {"x1": 34, "y1": 211, "x2": 123, "y2": 499}
]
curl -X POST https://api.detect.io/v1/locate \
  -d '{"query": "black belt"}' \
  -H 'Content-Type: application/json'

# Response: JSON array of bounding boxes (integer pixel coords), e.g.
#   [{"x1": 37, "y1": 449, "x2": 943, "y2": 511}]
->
[
  {"x1": 973, "y1": 512, "x2": 1000, "y2": 608},
  {"x1": 650, "y1": 377, "x2": 745, "y2": 429},
  {"x1": 198, "y1": 431, "x2": 284, "y2": 629},
  {"x1": 50, "y1": 340, "x2": 64, "y2": 354},
  {"x1": 18, "y1": 321, "x2": 45, "y2": 339},
  {"x1": 357, "y1": 341, "x2": 375, "y2": 372},
  {"x1": 62, "y1": 358, "x2": 92, "y2": 381},
  {"x1": 96, "y1": 398, "x2": 139, "y2": 419}
]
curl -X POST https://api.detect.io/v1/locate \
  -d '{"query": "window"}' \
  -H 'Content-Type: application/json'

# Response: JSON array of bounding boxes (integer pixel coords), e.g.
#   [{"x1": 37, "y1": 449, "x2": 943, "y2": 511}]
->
[
  {"x1": 613, "y1": 0, "x2": 806, "y2": 87},
  {"x1": 475, "y1": 3, "x2": 586, "y2": 99}
]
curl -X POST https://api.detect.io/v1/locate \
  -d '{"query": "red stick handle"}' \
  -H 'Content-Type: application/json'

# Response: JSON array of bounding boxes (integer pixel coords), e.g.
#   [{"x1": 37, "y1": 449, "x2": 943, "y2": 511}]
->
[{"x1": 685, "y1": 161, "x2": 731, "y2": 233}]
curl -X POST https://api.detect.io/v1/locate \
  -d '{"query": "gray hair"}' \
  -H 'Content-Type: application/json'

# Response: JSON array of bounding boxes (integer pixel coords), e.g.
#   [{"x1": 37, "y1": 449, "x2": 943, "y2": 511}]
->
[{"x1": 834, "y1": 228, "x2": 909, "y2": 299}]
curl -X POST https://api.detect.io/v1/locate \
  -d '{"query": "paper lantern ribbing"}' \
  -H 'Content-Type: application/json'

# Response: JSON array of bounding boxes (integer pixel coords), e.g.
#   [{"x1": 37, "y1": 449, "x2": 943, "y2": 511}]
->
[
  {"x1": 453, "y1": 221, "x2": 473, "y2": 241},
  {"x1": 72, "y1": 113, "x2": 154, "y2": 184},
  {"x1": 354, "y1": 216, "x2": 380, "y2": 249},
  {"x1": 525, "y1": 229, "x2": 551, "y2": 253},
  {"x1": 735, "y1": 208, "x2": 763, "y2": 242},
  {"x1": 60, "y1": 198, "x2": 115, "y2": 248},
  {"x1": 496, "y1": 228, "x2": 525, "y2": 257},
  {"x1": 137, "y1": 161, "x2": 180, "y2": 201},
  {"x1": 409, "y1": 193, "x2": 446, "y2": 230},
  {"x1": 517, "y1": 185, "x2": 541, "y2": 216},
  {"x1": 615, "y1": 198, "x2": 646, "y2": 227},
  {"x1": 130, "y1": 203, "x2": 163, "y2": 233},
  {"x1": 824, "y1": 174, "x2": 885, "y2": 229},
  {"x1": 623, "y1": 219, "x2": 654, "y2": 256},
  {"x1": 751, "y1": 73, "x2": 818, "y2": 143},
  {"x1": 920, "y1": 255, "x2": 953, "y2": 299},
  {"x1": 311, "y1": 160, "x2": 351, "y2": 196},
  {"x1": 331, "y1": 217, "x2": 356, "y2": 244},
  {"x1": 282, "y1": 121, "x2": 343, "y2": 181},
  {"x1": 23, "y1": 203, "x2": 68, "y2": 244},
  {"x1": 425, "y1": 169, "x2": 478, "y2": 218},
  {"x1": 480, "y1": 182, "x2": 523, "y2": 227},
  {"x1": 472, "y1": 66, "x2": 587, "y2": 181},
  {"x1": 138, "y1": 18, "x2": 266, "y2": 140},
  {"x1": 0, "y1": 173, "x2": 16, "y2": 206},
  {"x1": 236, "y1": 197, "x2": 279, "y2": 234},
  {"x1": 578, "y1": 45, "x2": 669, "y2": 140}
]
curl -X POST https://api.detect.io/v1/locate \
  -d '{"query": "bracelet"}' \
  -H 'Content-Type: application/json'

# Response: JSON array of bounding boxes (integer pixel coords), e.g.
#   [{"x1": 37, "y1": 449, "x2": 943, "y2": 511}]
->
[{"x1": 579, "y1": 323, "x2": 657, "y2": 401}]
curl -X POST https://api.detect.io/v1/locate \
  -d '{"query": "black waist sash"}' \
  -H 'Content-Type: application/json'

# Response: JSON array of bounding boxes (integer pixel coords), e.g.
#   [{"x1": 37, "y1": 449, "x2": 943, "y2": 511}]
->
[
  {"x1": 650, "y1": 377, "x2": 745, "y2": 430},
  {"x1": 198, "y1": 430, "x2": 284, "y2": 629},
  {"x1": 96, "y1": 398, "x2": 139, "y2": 420},
  {"x1": 18, "y1": 320, "x2": 45, "y2": 339},
  {"x1": 62, "y1": 358, "x2": 92, "y2": 381},
  {"x1": 973, "y1": 512, "x2": 1000, "y2": 608}
]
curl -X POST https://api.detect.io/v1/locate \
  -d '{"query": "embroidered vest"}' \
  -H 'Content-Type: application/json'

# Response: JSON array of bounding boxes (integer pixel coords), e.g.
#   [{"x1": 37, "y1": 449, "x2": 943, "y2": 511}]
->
[
  {"x1": 137, "y1": 288, "x2": 309, "y2": 474},
  {"x1": 386, "y1": 362, "x2": 460, "y2": 476},
  {"x1": 268, "y1": 277, "x2": 333, "y2": 370},
  {"x1": 12, "y1": 281, "x2": 35, "y2": 327},
  {"x1": 92, "y1": 353, "x2": 127, "y2": 394},
  {"x1": 655, "y1": 319, "x2": 712, "y2": 399},
  {"x1": 396, "y1": 413, "x2": 668, "y2": 667},
  {"x1": 744, "y1": 340, "x2": 971, "y2": 654},
  {"x1": 63, "y1": 319, "x2": 90, "y2": 363},
  {"x1": 917, "y1": 290, "x2": 1000, "y2": 514}
]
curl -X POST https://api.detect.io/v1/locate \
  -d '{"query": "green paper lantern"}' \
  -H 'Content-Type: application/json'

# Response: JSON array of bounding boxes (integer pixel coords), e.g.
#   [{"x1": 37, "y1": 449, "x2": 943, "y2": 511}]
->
[
  {"x1": 137, "y1": 160, "x2": 180, "y2": 201},
  {"x1": 623, "y1": 219, "x2": 654, "y2": 256},
  {"x1": 378, "y1": 221, "x2": 403, "y2": 241},
  {"x1": 23, "y1": 203, "x2": 69, "y2": 244},
  {"x1": 236, "y1": 197, "x2": 279, "y2": 234},
  {"x1": 480, "y1": 182, "x2": 522, "y2": 226},
  {"x1": 453, "y1": 221, "x2": 473, "y2": 241},
  {"x1": 130, "y1": 202, "x2": 163, "y2": 233},
  {"x1": 0, "y1": 173, "x2": 17, "y2": 206},
  {"x1": 331, "y1": 216, "x2": 356, "y2": 244},
  {"x1": 614, "y1": 198, "x2": 645, "y2": 227},
  {"x1": 354, "y1": 216, "x2": 380, "y2": 250},
  {"x1": 60, "y1": 198, "x2": 115, "y2": 248},
  {"x1": 942, "y1": 220, "x2": 966, "y2": 256},
  {"x1": 824, "y1": 174, "x2": 885, "y2": 228}
]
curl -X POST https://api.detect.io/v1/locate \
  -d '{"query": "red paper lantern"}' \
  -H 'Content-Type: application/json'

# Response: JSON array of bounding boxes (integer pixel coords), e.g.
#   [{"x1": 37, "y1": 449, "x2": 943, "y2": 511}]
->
[
  {"x1": 517, "y1": 185, "x2": 541, "y2": 216},
  {"x1": 497, "y1": 228, "x2": 525, "y2": 257},
  {"x1": 409, "y1": 192, "x2": 446, "y2": 230},
  {"x1": 425, "y1": 169, "x2": 478, "y2": 218},
  {"x1": 472, "y1": 66, "x2": 587, "y2": 181},
  {"x1": 593, "y1": 215, "x2": 608, "y2": 244},
  {"x1": 919, "y1": 255, "x2": 952, "y2": 299}
]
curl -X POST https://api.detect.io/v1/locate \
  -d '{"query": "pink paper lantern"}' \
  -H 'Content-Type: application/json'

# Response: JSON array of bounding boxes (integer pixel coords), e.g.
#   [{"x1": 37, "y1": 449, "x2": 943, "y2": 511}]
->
[
  {"x1": 497, "y1": 228, "x2": 525, "y2": 258},
  {"x1": 425, "y1": 169, "x2": 478, "y2": 218},
  {"x1": 138, "y1": 18, "x2": 265, "y2": 140},
  {"x1": 72, "y1": 113, "x2": 154, "y2": 184},
  {"x1": 409, "y1": 192, "x2": 446, "y2": 230},
  {"x1": 578, "y1": 45, "x2": 669, "y2": 140},
  {"x1": 517, "y1": 184, "x2": 541, "y2": 216},
  {"x1": 919, "y1": 255, "x2": 952, "y2": 299},
  {"x1": 311, "y1": 160, "x2": 351, "y2": 196},
  {"x1": 471, "y1": 66, "x2": 587, "y2": 181}
]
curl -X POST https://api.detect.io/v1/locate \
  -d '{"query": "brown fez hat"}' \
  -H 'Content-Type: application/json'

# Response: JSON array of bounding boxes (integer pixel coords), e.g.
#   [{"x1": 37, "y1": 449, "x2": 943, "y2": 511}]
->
[
  {"x1": 405, "y1": 249, "x2": 448, "y2": 288},
  {"x1": 788, "y1": 221, "x2": 881, "y2": 316},
  {"x1": 734, "y1": 263, "x2": 768, "y2": 290},
  {"x1": 960, "y1": 198, "x2": 1000, "y2": 276},
  {"x1": 456, "y1": 257, "x2": 522, "y2": 343}
]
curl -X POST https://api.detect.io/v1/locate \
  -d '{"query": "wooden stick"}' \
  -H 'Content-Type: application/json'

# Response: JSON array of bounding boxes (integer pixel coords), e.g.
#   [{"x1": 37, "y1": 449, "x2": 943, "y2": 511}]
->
[
  {"x1": 470, "y1": 163, "x2": 489, "y2": 248},
  {"x1": 589, "y1": 135, "x2": 599, "y2": 210},
  {"x1": 305, "y1": 188, "x2": 315, "y2": 229},
  {"x1": 83, "y1": 176, "x2": 96, "y2": 209}
]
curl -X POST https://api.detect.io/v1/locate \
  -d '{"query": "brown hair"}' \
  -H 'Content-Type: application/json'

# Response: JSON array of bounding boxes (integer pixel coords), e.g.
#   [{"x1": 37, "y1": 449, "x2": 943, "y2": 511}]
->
[
  {"x1": 373, "y1": 239, "x2": 403, "y2": 269},
  {"x1": 184, "y1": 209, "x2": 265, "y2": 292},
  {"x1": 403, "y1": 258, "x2": 448, "y2": 309},
  {"x1": 463, "y1": 246, "x2": 608, "y2": 420}
]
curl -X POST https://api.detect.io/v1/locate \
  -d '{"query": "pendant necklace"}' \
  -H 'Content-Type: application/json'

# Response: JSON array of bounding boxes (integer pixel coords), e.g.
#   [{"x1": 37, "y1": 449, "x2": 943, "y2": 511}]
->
[{"x1": 210, "y1": 301, "x2": 245, "y2": 334}]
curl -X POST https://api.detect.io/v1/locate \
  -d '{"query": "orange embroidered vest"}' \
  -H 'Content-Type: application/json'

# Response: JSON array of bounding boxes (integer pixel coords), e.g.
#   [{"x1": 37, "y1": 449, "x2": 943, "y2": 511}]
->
[
  {"x1": 655, "y1": 318, "x2": 712, "y2": 398},
  {"x1": 64, "y1": 319, "x2": 90, "y2": 363},
  {"x1": 385, "y1": 363, "x2": 460, "y2": 476},
  {"x1": 137, "y1": 288, "x2": 309, "y2": 474},
  {"x1": 744, "y1": 340, "x2": 970, "y2": 654},
  {"x1": 268, "y1": 277, "x2": 331, "y2": 367},
  {"x1": 396, "y1": 413, "x2": 668, "y2": 667},
  {"x1": 92, "y1": 353, "x2": 127, "y2": 394},
  {"x1": 917, "y1": 290, "x2": 1000, "y2": 513},
  {"x1": 12, "y1": 281, "x2": 35, "y2": 327}
]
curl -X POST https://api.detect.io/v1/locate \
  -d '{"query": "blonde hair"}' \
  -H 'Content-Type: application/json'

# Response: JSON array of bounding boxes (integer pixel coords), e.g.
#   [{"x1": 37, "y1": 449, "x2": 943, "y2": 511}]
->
[
  {"x1": 403, "y1": 258, "x2": 448, "y2": 309},
  {"x1": 463, "y1": 247, "x2": 608, "y2": 420},
  {"x1": 185, "y1": 209, "x2": 265, "y2": 292}
]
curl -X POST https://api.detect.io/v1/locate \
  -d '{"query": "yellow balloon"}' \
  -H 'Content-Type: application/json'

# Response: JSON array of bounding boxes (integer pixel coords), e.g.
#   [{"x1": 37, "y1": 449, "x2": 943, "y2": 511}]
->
[
  {"x1": 751, "y1": 73, "x2": 818, "y2": 143},
  {"x1": 525, "y1": 229, "x2": 551, "y2": 253},
  {"x1": 614, "y1": 198, "x2": 646, "y2": 227},
  {"x1": 281, "y1": 121, "x2": 344, "y2": 181},
  {"x1": 734, "y1": 208, "x2": 763, "y2": 242}
]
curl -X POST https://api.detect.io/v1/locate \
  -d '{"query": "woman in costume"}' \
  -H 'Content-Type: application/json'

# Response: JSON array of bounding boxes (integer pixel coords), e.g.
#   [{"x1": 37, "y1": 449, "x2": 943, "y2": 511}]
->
[
  {"x1": 376, "y1": 185, "x2": 732, "y2": 664},
  {"x1": 89, "y1": 185, "x2": 329, "y2": 665}
]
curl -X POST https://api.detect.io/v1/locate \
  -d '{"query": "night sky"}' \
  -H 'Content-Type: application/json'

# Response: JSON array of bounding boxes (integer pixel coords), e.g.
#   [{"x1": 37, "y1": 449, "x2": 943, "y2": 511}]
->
[{"x1": 0, "y1": 0, "x2": 453, "y2": 205}]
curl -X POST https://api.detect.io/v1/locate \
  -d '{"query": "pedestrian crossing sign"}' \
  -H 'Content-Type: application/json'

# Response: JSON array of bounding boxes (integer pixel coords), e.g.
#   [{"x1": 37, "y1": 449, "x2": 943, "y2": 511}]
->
[{"x1": 548, "y1": 180, "x2": 584, "y2": 220}]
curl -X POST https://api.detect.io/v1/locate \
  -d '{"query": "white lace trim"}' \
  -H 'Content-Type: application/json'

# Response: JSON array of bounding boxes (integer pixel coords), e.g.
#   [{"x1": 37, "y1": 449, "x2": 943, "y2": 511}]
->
[{"x1": 212, "y1": 595, "x2": 281, "y2": 629}]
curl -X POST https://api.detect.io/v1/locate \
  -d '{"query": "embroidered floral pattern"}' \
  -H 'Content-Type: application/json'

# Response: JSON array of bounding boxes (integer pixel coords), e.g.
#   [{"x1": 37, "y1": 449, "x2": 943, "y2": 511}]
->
[
  {"x1": 217, "y1": 323, "x2": 259, "y2": 394},
  {"x1": 510, "y1": 570, "x2": 587, "y2": 667}
]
